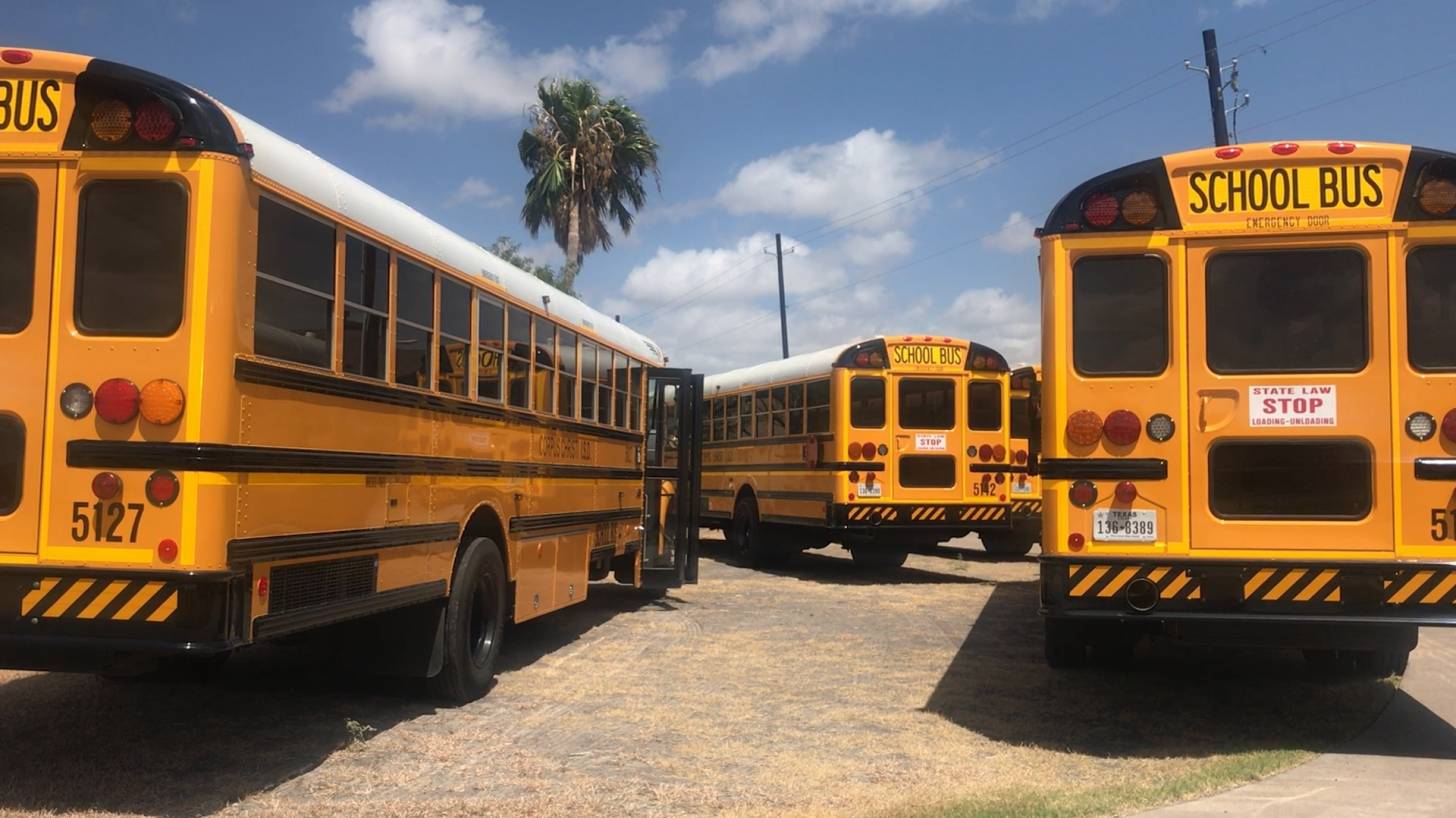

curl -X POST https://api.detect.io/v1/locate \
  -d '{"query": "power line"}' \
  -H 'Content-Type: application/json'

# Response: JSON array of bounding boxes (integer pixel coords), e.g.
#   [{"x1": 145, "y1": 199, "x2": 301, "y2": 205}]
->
[{"x1": 1240, "y1": 56, "x2": 1456, "y2": 135}]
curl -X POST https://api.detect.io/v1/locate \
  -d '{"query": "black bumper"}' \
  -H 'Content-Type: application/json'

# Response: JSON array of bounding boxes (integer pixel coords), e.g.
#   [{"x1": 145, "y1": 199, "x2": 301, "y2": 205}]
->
[
  {"x1": 1040, "y1": 555, "x2": 1456, "y2": 627},
  {"x1": 0, "y1": 567, "x2": 247, "y2": 672},
  {"x1": 834, "y1": 502, "x2": 1011, "y2": 532}
]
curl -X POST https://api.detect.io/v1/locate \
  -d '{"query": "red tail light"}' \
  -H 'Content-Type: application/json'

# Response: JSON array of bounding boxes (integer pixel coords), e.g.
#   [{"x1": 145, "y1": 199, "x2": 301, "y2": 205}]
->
[
  {"x1": 146, "y1": 470, "x2": 180, "y2": 507},
  {"x1": 1114, "y1": 481, "x2": 1138, "y2": 503},
  {"x1": 256, "y1": 577, "x2": 269, "y2": 598},
  {"x1": 1014, "y1": 449, "x2": 1028, "y2": 465},
  {"x1": 978, "y1": 444, "x2": 993, "y2": 462},
  {"x1": 157, "y1": 539, "x2": 179, "y2": 563},
  {"x1": 1083, "y1": 193, "x2": 1119, "y2": 227},
  {"x1": 1069, "y1": 480, "x2": 1098, "y2": 508},
  {"x1": 994, "y1": 472, "x2": 1006, "y2": 484},
  {"x1": 91, "y1": 472, "x2": 121, "y2": 500},
  {"x1": 1442, "y1": 409, "x2": 1456, "y2": 443},
  {"x1": 860, "y1": 441, "x2": 877, "y2": 461},
  {"x1": 1065, "y1": 410, "x2": 1103, "y2": 447},
  {"x1": 134, "y1": 100, "x2": 178, "y2": 143},
  {"x1": 848, "y1": 471, "x2": 860, "y2": 484},
  {"x1": 1067, "y1": 533, "x2": 1085, "y2": 552},
  {"x1": 848, "y1": 444, "x2": 861, "y2": 460},
  {"x1": 95, "y1": 378, "x2": 141, "y2": 424},
  {"x1": 992, "y1": 444, "x2": 1006, "y2": 462},
  {"x1": 1103, "y1": 410, "x2": 1142, "y2": 446},
  {"x1": 1271, "y1": 142, "x2": 1300, "y2": 156}
]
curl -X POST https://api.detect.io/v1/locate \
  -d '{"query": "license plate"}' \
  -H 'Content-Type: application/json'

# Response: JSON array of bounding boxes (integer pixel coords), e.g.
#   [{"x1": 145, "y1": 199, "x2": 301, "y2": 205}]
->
[
  {"x1": 1011, "y1": 477, "x2": 1035, "y2": 495},
  {"x1": 857, "y1": 482, "x2": 882, "y2": 498},
  {"x1": 1092, "y1": 509, "x2": 1156, "y2": 542}
]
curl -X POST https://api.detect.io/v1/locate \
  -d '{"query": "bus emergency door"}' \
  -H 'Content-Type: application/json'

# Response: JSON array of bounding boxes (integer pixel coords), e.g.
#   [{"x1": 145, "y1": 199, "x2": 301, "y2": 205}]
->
[{"x1": 642, "y1": 368, "x2": 703, "y2": 588}]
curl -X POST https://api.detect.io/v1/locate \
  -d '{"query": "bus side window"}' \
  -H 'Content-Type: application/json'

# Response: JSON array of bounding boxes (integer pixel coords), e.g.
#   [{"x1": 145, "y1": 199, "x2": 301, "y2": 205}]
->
[
  {"x1": 534, "y1": 320, "x2": 556, "y2": 414},
  {"x1": 788, "y1": 383, "x2": 805, "y2": 435},
  {"x1": 342, "y1": 234, "x2": 388, "y2": 380},
  {"x1": 1072, "y1": 255, "x2": 1168, "y2": 376},
  {"x1": 738, "y1": 394, "x2": 753, "y2": 439},
  {"x1": 806, "y1": 379, "x2": 830, "y2": 433},
  {"x1": 1407, "y1": 246, "x2": 1456, "y2": 371},
  {"x1": 255, "y1": 197, "x2": 334, "y2": 369},
  {"x1": 558, "y1": 329, "x2": 578, "y2": 418},
  {"x1": 702, "y1": 395, "x2": 713, "y2": 442},
  {"x1": 438, "y1": 276, "x2": 471, "y2": 395},
  {"x1": 506, "y1": 306, "x2": 531, "y2": 408},
  {"x1": 849, "y1": 377, "x2": 885, "y2": 428},
  {"x1": 754, "y1": 390, "x2": 770, "y2": 438},
  {"x1": 477, "y1": 295, "x2": 505, "y2": 402},
  {"x1": 629, "y1": 360, "x2": 643, "y2": 430},
  {"x1": 395, "y1": 257, "x2": 435, "y2": 389},
  {"x1": 613, "y1": 353, "x2": 629, "y2": 429},
  {"x1": 968, "y1": 381, "x2": 1002, "y2": 430},
  {"x1": 721, "y1": 397, "x2": 735, "y2": 441},
  {"x1": 580, "y1": 342, "x2": 598, "y2": 420},
  {"x1": 772, "y1": 387, "x2": 788, "y2": 436},
  {"x1": 596, "y1": 344, "x2": 613, "y2": 424}
]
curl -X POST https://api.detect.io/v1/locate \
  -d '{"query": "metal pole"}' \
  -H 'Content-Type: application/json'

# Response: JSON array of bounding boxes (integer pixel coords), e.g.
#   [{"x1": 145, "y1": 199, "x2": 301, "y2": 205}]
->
[
  {"x1": 774, "y1": 232, "x2": 789, "y2": 359},
  {"x1": 1202, "y1": 28, "x2": 1230, "y2": 147}
]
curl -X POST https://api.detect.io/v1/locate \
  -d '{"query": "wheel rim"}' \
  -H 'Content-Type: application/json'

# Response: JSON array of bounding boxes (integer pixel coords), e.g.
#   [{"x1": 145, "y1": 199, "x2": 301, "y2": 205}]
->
[{"x1": 468, "y1": 565, "x2": 498, "y2": 669}]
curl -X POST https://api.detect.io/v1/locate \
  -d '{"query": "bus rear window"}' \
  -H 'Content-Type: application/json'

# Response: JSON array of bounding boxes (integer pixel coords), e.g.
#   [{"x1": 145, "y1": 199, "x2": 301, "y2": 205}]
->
[
  {"x1": 1206, "y1": 249, "x2": 1367, "y2": 374},
  {"x1": 1407, "y1": 246, "x2": 1456, "y2": 371},
  {"x1": 1010, "y1": 397, "x2": 1030, "y2": 439},
  {"x1": 1072, "y1": 255, "x2": 1167, "y2": 376},
  {"x1": 850, "y1": 377, "x2": 885, "y2": 428},
  {"x1": 968, "y1": 381, "x2": 1001, "y2": 431},
  {"x1": 1209, "y1": 441, "x2": 1371, "y2": 520},
  {"x1": 0, "y1": 415, "x2": 21, "y2": 516},
  {"x1": 76, "y1": 180, "x2": 187, "y2": 336},
  {"x1": 899, "y1": 455, "x2": 956, "y2": 488},
  {"x1": 899, "y1": 378, "x2": 954, "y2": 430},
  {"x1": 0, "y1": 180, "x2": 37, "y2": 334}
]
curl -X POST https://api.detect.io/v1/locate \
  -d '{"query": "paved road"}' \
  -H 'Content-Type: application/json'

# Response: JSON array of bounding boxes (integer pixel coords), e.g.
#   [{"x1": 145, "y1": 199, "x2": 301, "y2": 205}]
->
[{"x1": 1142, "y1": 627, "x2": 1456, "y2": 817}]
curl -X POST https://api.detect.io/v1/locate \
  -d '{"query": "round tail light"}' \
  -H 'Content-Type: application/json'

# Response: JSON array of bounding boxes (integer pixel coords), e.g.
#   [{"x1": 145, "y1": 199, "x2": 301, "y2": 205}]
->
[
  {"x1": 1121, "y1": 190, "x2": 1158, "y2": 226},
  {"x1": 1069, "y1": 480, "x2": 1098, "y2": 508},
  {"x1": 90, "y1": 99, "x2": 133, "y2": 143},
  {"x1": 91, "y1": 472, "x2": 121, "y2": 500},
  {"x1": 1014, "y1": 449, "x2": 1028, "y2": 465},
  {"x1": 992, "y1": 444, "x2": 1006, "y2": 462},
  {"x1": 848, "y1": 444, "x2": 861, "y2": 460},
  {"x1": 978, "y1": 444, "x2": 993, "y2": 462},
  {"x1": 1442, "y1": 409, "x2": 1456, "y2": 443},
  {"x1": 146, "y1": 470, "x2": 180, "y2": 507},
  {"x1": 1103, "y1": 409, "x2": 1142, "y2": 446},
  {"x1": 157, "y1": 539, "x2": 179, "y2": 563},
  {"x1": 1083, "y1": 193, "x2": 1119, "y2": 227},
  {"x1": 1065, "y1": 410, "x2": 1103, "y2": 447},
  {"x1": 95, "y1": 378, "x2": 141, "y2": 424},
  {"x1": 1114, "y1": 481, "x2": 1138, "y2": 503},
  {"x1": 140, "y1": 379, "x2": 186, "y2": 425},
  {"x1": 848, "y1": 471, "x2": 860, "y2": 484},
  {"x1": 1147, "y1": 413, "x2": 1175, "y2": 442},
  {"x1": 1067, "y1": 533, "x2": 1086, "y2": 552},
  {"x1": 1407, "y1": 412, "x2": 1436, "y2": 442},
  {"x1": 1419, "y1": 178, "x2": 1456, "y2": 216},
  {"x1": 60, "y1": 382, "x2": 94, "y2": 420},
  {"x1": 994, "y1": 472, "x2": 1006, "y2": 484},
  {"x1": 860, "y1": 441, "x2": 877, "y2": 461},
  {"x1": 134, "y1": 100, "x2": 178, "y2": 143}
]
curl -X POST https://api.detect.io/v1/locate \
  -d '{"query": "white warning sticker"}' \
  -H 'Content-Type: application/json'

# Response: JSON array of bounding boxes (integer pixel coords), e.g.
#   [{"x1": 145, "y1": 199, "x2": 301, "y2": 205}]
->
[
  {"x1": 1248, "y1": 385, "x2": 1337, "y2": 427},
  {"x1": 915, "y1": 433, "x2": 947, "y2": 451}
]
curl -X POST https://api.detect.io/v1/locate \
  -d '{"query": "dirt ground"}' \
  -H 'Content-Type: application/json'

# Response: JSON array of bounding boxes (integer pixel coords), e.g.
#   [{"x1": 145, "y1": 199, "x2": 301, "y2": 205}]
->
[{"x1": 0, "y1": 535, "x2": 1395, "y2": 818}]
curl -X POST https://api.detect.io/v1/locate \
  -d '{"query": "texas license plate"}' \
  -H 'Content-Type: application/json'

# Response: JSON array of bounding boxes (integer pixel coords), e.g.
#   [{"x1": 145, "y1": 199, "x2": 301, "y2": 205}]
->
[
  {"x1": 1092, "y1": 509, "x2": 1156, "y2": 542},
  {"x1": 857, "y1": 482, "x2": 882, "y2": 498}
]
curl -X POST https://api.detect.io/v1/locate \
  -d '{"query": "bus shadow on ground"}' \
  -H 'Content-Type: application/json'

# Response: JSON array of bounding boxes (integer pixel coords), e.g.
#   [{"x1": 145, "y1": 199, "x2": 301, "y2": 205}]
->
[
  {"x1": 698, "y1": 538, "x2": 997, "y2": 586},
  {"x1": 924, "y1": 580, "x2": 1453, "y2": 760},
  {"x1": 0, "y1": 585, "x2": 663, "y2": 818}
]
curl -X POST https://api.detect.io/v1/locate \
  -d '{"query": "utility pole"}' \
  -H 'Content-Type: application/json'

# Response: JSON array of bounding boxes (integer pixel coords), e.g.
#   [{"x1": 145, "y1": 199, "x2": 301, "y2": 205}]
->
[
  {"x1": 1184, "y1": 28, "x2": 1253, "y2": 147},
  {"x1": 764, "y1": 234, "x2": 793, "y2": 359}
]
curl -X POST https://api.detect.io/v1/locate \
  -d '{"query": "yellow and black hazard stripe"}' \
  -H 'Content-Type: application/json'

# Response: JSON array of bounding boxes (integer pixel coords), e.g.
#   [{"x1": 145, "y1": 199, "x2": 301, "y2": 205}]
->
[
  {"x1": 1065, "y1": 564, "x2": 1202, "y2": 601},
  {"x1": 846, "y1": 505, "x2": 900, "y2": 522},
  {"x1": 20, "y1": 577, "x2": 180, "y2": 623},
  {"x1": 912, "y1": 506, "x2": 950, "y2": 522},
  {"x1": 1009, "y1": 499, "x2": 1042, "y2": 516},
  {"x1": 958, "y1": 506, "x2": 1008, "y2": 522}
]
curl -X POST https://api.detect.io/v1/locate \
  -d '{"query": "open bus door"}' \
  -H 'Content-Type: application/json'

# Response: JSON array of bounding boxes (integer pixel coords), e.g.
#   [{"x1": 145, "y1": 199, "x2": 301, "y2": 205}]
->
[{"x1": 641, "y1": 368, "x2": 703, "y2": 588}]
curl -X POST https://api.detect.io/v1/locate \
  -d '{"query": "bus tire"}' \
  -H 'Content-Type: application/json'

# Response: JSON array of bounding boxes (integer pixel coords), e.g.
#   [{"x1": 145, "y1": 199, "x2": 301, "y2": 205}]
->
[
  {"x1": 1044, "y1": 618, "x2": 1088, "y2": 669},
  {"x1": 849, "y1": 548, "x2": 908, "y2": 569},
  {"x1": 1353, "y1": 648, "x2": 1410, "y2": 678},
  {"x1": 430, "y1": 537, "x2": 507, "y2": 704},
  {"x1": 730, "y1": 494, "x2": 781, "y2": 568},
  {"x1": 980, "y1": 529, "x2": 1035, "y2": 557}
]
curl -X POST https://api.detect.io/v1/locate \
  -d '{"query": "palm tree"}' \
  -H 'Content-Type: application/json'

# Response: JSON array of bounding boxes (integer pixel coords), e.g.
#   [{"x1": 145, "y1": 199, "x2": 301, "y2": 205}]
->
[{"x1": 518, "y1": 79, "x2": 660, "y2": 281}]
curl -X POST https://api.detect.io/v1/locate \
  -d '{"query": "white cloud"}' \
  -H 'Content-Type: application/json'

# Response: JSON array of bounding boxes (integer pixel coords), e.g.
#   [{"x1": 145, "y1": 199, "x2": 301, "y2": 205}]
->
[
  {"x1": 690, "y1": 0, "x2": 964, "y2": 84},
  {"x1": 327, "y1": 0, "x2": 677, "y2": 126},
  {"x1": 622, "y1": 233, "x2": 847, "y2": 306},
  {"x1": 445, "y1": 177, "x2": 512, "y2": 209},
  {"x1": 982, "y1": 211, "x2": 1037, "y2": 254},
  {"x1": 716, "y1": 129, "x2": 979, "y2": 229},
  {"x1": 946, "y1": 287, "x2": 1040, "y2": 365},
  {"x1": 1232, "y1": 0, "x2": 1267, "y2": 7},
  {"x1": 1013, "y1": 0, "x2": 1119, "y2": 21}
]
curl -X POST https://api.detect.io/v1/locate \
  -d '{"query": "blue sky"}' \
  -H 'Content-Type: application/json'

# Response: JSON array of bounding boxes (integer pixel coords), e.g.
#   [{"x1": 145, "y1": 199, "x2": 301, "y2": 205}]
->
[{"x1": 9, "y1": 0, "x2": 1456, "y2": 371}]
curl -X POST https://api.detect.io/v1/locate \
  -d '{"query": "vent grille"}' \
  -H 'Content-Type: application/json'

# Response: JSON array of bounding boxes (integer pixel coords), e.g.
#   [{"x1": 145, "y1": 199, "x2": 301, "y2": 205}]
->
[
  {"x1": 268, "y1": 556, "x2": 377, "y2": 615},
  {"x1": 0, "y1": 416, "x2": 22, "y2": 516}
]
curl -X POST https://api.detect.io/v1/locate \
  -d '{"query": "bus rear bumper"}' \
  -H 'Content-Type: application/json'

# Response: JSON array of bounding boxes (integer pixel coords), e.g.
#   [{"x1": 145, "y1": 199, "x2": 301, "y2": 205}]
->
[
  {"x1": 833, "y1": 503, "x2": 1012, "y2": 532},
  {"x1": 1040, "y1": 555, "x2": 1456, "y2": 628},
  {"x1": 0, "y1": 567, "x2": 246, "y2": 672}
]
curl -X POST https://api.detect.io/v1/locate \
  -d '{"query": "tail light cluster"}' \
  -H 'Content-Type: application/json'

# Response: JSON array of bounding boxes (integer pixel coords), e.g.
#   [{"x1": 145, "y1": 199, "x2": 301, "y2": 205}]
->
[
  {"x1": 1407, "y1": 410, "x2": 1456, "y2": 443},
  {"x1": 1396, "y1": 149, "x2": 1456, "y2": 221},
  {"x1": 61, "y1": 378, "x2": 185, "y2": 425},
  {"x1": 847, "y1": 441, "x2": 883, "y2": 461},
  {"x1": 1082, "y1": 189, "x2": 1160, "y2": 229},
  {"x1": 1066, "y1": 409, "x2": 1175, "y2": 447},
  {"x1": 967, "y1": 444, "x2": 1008, "y2": 462}
]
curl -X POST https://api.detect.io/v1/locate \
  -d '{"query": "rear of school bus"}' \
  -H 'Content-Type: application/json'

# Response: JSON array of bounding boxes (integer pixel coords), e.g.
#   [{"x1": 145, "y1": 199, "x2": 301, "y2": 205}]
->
[
  {"x1": 0, "y1": 48, "x2": 255, "y2": 670},
  {"x1": 1037, "y1": 141, "x2": 1456, "y2": 672},
  {"x1": 1008, "y1": 366, "x2": 1042, "y2": 546},
  {"x1": 832, "y1": 336, "x2": 1023, "y2": 557}
]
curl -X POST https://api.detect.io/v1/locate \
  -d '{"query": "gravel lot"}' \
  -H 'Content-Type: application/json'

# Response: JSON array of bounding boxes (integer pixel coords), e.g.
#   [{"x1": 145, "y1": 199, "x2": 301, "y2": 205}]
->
[{"x1": 0, "y1": 535, "x2": 1394, "y2": 818}]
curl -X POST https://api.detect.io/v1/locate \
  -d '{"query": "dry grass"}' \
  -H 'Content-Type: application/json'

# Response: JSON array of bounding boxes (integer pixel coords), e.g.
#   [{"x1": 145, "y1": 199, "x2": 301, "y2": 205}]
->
[{"x1": 0, "y1": 536, "x2": 1394, "y2": 818}]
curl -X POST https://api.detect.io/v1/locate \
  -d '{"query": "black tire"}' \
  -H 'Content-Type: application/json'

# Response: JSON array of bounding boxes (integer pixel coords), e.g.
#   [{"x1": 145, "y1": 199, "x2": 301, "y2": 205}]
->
[
  {"x1": 729, "y1": 493, "x2": 781, "y2": 568},
  {"x1": 849, "y1": 548, "x2": 909, "y2": 569},
  {"x1": 1303, "y1": 648, "x2": 1350, "y2": 677},
  {"x1": 980, "y1": 529, "x2": 1035, "y2": 557},
  {"x1": 430, "y1": 537, "x2": 507, "y2": 704},
  {"x1": 1353, "y1": 648, "x2": 1410, "y2": 678},
  {"x1": 1044, "y1": 618, "x2": 1088, "y2": 668}
]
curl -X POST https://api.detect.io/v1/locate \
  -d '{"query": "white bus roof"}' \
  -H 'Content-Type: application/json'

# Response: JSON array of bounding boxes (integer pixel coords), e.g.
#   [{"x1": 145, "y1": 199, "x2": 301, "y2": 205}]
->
[
  {"x1": 705, "y1": 342, "x2": 861, "y2": 394},
  {"x1": 222, "y1": 106, "x2": 665, "y2": 366}
]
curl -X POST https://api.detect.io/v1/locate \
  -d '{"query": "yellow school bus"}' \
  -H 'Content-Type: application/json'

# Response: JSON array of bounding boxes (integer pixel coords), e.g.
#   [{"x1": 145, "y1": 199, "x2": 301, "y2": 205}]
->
[
  {"x1": 1035, "y1": 140, "x2": 1456, "y2": 674},
  {"x1": 701, "y1": 336, "x2": 1029, "y2": 567},
  {"x1": 1008, "y1": 365, "x2": 1042, "y2": 542},
  {"x1": 0, "y1": 48, "x2": 701, "y2": 700}
]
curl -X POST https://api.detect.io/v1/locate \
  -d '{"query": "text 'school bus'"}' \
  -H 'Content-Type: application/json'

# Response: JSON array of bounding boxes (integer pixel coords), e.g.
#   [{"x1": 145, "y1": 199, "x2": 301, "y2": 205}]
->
[
  {"x1": 1034, "y1": 140, "x2": 1456, "y2": 674},
  {"x1": 1008, "y1": 366, "x2": 1042, "y2": 542},
  {"x1": 699, "y1": 336, "x2": 1031, "y2": 568},
  {"x1": 0, "y1": 48, "x2": 702, "y2": 701}
]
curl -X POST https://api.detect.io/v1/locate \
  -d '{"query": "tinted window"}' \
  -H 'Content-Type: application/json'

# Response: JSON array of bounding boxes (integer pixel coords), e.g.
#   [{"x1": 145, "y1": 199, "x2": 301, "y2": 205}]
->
[
  {"x1": 477, "y1": 296, "x2": 504, "y2": 401},
  {"x1": 898, "y1": 378, "x2": 954, "y2": 430},
  {"x1": 396, "y1": 258, "x2": 434, "y2": 328},
  {"x1": 1408, "y1": 246, "x2": 1456, "y2": 371},
  {"x1": 558, "y1": 329, "x2": 578, "y2": 418},
  {"x1": 395, "y1": 260, "x2": 434, "y2": 389},
  {"x1": 1073, "y1": 255, "x2": 1168, "y2": 376},
  {"x1": 738, "y1": 394, "x2": 753, "y2": 438},
  {"x1": 342, "y1": 235, "x2": 387, "y2": 379},
  {"x1": 613, "y1": 353, "x2": 629, "y2": 428},
  {"x1": 1209, "y1": 441, "x2": 1370, "y2": 519},
  {"x1": 1206, "y1": 249, "x2": 1367, "y2": 373},
  {"x1": 899, "y1": 455, "x2": 956, "y2": 488},
  {"x1": 580, "y1": 342, "x2": 598, "y2": 420},
  {"x1": 256, "y1": 197, "x2": 333, "y2": 367},
  {"x1": 754, "y1": 390, "x2": 771, "y2": 438},
  {"x1": 0, "y1": 181, "x2": 37, "y2": 334},
  {"x1": 507, "y1": 306, "x2": 531, "y2": 408},
  {"x1": 788, "y1": 383, "x2": 805, "y2": 434},
  {"x1": 850, "y1": 377, "x2": 885, "y2": 428},
  {"x1": 968, "y1": 381, "x2": 1002, "y2": 431},
  {"x1": 76, "y1": 180, "x2": 187, "y2": 336},
  {"x1": 534, "y1": 322, "x2": 556, "y2": 413},
  {"x1": 714, "y1": 397, "x2": 727, "y2": 440},
  {"x1": 0, "y1": 415, "x2": 21, "y2": 515},
  {"x1": 1010, "y1": 397, "x2": 1030, "y2": 440},
  {"x1": 438, "y1": 278, "x2": 469, "y2": 395},
  {"x1": 806, "y1": 379, "x2": 830, "y2": 433}
]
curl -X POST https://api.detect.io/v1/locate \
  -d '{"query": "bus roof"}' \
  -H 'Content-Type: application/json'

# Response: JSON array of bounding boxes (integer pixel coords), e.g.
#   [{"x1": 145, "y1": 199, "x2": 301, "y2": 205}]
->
[
  {"x1": 705, "y1": 335, "x2": 1005, "y2": 394},
  {"x1": 222, "y1": 106, "x2": 665, "y2": 366}
]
